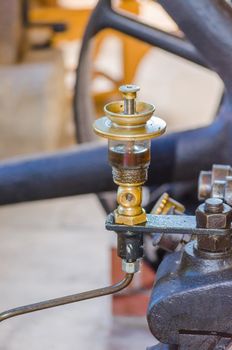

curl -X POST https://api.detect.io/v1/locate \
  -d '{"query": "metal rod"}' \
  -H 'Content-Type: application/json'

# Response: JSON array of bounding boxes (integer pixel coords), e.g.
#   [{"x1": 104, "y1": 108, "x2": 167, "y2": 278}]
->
[
  {"x1": 0, "y1": 274, "x2": 133, "y2": 323},
  {"x1": 124, "y1": 99, "x2": 135, "y2": 115}
]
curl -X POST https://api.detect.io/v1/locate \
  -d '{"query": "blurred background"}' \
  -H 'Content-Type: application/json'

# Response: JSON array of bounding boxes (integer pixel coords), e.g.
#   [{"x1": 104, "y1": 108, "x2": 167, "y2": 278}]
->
[{"x1": 0, "y1": 0, "x2": 224, "y2": 349}]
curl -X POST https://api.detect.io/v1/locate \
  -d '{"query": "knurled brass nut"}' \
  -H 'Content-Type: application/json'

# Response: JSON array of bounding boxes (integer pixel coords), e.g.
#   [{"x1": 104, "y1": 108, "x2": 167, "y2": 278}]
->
[{"x1": 196, "y1": 202, "x2": 232, "y2": 229}]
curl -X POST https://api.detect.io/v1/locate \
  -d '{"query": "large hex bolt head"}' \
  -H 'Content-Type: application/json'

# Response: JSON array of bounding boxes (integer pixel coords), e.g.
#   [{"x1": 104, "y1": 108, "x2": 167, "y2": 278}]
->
[
  {"x1": 196, "y1": 198, "x2": 232, "y2": 229},
  {"x1": 197, "y1": 232, "x2": 231, "y2": 252},
  {"x1": 196, "y1": 198, "x2": 232, "y2": 253}
]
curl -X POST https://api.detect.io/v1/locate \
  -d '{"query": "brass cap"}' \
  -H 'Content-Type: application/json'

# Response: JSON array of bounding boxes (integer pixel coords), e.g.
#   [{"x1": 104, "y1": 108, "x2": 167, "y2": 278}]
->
[
  {"x1": 119, "y1": 84, "x2": 140, "y2": 99},
  {"x1": 104, "y1": 101, "x2": 155, "y2": 126},
  {"x1": 93, "y1": 84, "x2": 166, "y2": 141}
]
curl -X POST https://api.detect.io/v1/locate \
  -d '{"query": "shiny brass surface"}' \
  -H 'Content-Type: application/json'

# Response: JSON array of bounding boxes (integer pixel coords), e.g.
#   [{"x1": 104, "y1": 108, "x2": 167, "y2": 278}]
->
[
  {"x1": 93, "y1": 83, "x2": 166, "y2": 141},
  {"x1": 93, "y1": 115, "x2": 166, "y2": 141},
  {"x1": 115, "y1": 184, "x2": 147, "y2": 225},
  {"x1": 104, "y1": 101, "x2": 155, "y2": 126},
  {"x1": 152, "y1": 192, "x2": 186, "y2": 215},
  {"x1": 151, "y1": 193, "x2": 188, "y2": 251},
  {"x1": 114, "y1": 207, "x2": 147, "y2": 225},
  {"x1": 93, "y1": 84, "x2": 166, "y2": 225}
]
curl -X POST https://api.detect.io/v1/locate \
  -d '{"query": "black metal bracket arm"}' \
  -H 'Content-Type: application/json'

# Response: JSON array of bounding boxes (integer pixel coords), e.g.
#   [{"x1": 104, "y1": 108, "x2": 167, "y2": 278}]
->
[{"x1": 105, "y1": 213, "x2": 232, "y2": 236}]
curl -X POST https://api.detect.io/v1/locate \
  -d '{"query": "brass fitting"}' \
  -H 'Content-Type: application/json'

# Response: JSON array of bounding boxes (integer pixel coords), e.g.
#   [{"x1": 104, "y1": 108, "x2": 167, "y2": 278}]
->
[
  {"x1": 115, "y1": 185, "x2": 146, "y2": 225},
  {"x1": 151, "y1": 192, "x2": 185, "y2": 215},
  {"x1": 93, "y1": 84, "x2": 166, "y2": 225}
]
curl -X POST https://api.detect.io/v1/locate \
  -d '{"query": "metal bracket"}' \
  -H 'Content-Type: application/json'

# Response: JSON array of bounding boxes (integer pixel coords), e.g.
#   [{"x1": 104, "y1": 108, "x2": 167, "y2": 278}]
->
[{"x1": 105, "y1": 213, "x2": 232, "y2": 236}]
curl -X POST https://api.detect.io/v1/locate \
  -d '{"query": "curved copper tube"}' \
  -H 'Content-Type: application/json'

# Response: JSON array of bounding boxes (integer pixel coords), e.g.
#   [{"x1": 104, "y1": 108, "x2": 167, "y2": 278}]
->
[{"x1": 0, "y1": 273, "x2": 133, "y2": 323}]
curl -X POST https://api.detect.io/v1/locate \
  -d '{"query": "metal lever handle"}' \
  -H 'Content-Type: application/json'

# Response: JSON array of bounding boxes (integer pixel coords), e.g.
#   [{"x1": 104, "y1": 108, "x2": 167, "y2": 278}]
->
[{"x1": 0, "y1": 274, "x2": 133, "y2": 323}]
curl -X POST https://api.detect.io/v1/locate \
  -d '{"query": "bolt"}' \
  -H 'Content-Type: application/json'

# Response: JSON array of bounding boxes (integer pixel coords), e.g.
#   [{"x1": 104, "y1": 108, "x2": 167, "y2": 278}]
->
[
  {"x1": 196, "y1": 197, "x2": 232, "y2": 253},
  {"x1": 205, "y1": 197, "x2": 223, "y2": 213},
  {"x1": 119, "y1": 84, "x2": 140, "y2": 115},
  {"x1": 196, "y1": 200, "x2": 232, "y2": 229}
]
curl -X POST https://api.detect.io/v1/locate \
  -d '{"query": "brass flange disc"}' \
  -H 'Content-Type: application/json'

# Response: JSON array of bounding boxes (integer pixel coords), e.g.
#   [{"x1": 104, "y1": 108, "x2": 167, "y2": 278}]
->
[
  {"x1": 93, "y1": 116, "x2": 166, "y2": 141},
  {"x1": 104, "y1": 100, "x2": 155, "y2": 126}
]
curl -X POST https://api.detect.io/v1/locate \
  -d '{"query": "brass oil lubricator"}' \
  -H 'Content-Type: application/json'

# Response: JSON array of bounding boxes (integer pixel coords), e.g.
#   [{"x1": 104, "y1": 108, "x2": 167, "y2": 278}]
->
[
  {"x1": 0, "y1": 85, "x2": 165, "y2": 325},
  {"x1": 93, "y1": 84, "x2": 166, "y2": 226},
  {"x1": 0, "y1": 84, "x2": 166, "y2": 326},
  {"x1": 93, "y1": 84, "x2": 166, "y2": 275},
  {"x1": 0, "y1": 84, "x2": 166, "y2": 327}
]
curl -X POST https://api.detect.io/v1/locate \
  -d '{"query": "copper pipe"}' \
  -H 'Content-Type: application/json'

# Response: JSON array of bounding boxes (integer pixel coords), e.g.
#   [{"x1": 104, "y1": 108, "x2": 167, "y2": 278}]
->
[{"x1": 0, "y1": 273, "x2": 133, "y2": 323}]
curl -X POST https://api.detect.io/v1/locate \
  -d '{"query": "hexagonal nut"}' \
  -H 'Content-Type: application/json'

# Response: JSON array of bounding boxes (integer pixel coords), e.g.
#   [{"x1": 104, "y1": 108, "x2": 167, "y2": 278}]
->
[
  {"x1": 122, "y1": 259, "x2": 140, "y2": 273},
  {"x1": 114, "y1": 209, "x2": 147, "y2": 225},
  {"x1": 197, "y1": 234, "x2": 231, "y2": 252},
  {"x1": 196, "y1": 202, "x2": 232, "y2": 229}
]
